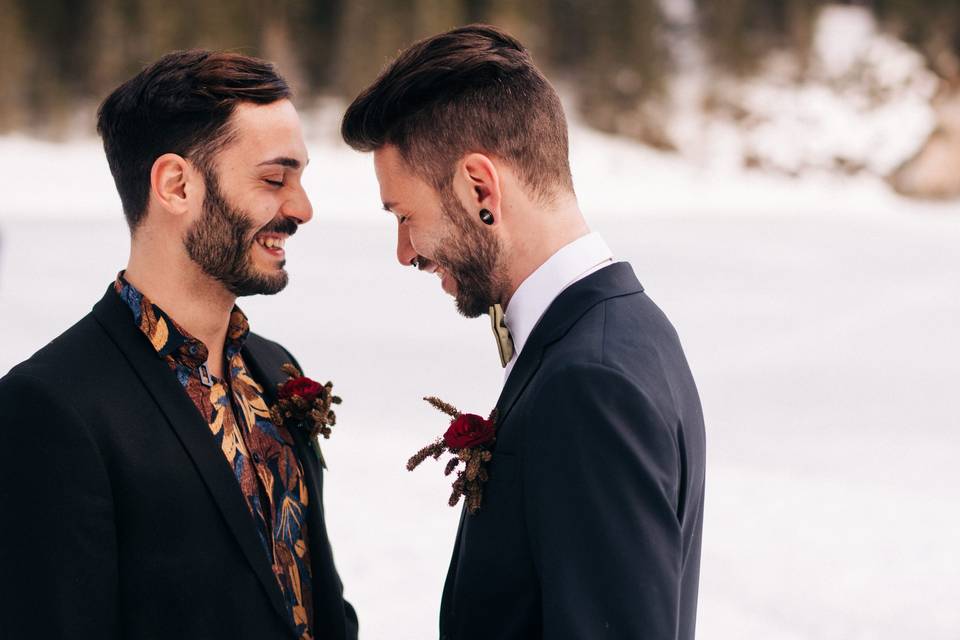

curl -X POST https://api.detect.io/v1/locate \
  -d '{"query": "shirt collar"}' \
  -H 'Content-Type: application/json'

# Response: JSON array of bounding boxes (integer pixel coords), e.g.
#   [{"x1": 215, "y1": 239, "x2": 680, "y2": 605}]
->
[
  {"x1": 504, "y1": 232, "x2": 613, "y2": 361},
  {"x1": 113, "y1": 271, "x2": 251, "y2": 369}
]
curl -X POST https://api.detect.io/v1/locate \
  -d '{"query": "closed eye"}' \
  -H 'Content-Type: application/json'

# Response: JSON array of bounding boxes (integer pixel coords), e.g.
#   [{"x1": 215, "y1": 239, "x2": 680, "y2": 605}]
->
[{"x1": 265, "y1": 179, "x2": 284, "y2": 187}]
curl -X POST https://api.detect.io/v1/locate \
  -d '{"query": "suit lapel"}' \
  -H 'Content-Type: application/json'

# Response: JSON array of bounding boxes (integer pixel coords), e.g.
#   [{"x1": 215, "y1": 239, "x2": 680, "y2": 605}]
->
[
  {"x1": 242, "y1": 336, "x2": 348, "y2": 640},
  {"x1": 493, "y1": 262, "x2": 645, "y2": 428},
  {"x1": 442, "y1": 263, "x2": 645, "y2": 626},
  {"x1": 91, "y1": 288, "x2": 293, "y2": 633}
]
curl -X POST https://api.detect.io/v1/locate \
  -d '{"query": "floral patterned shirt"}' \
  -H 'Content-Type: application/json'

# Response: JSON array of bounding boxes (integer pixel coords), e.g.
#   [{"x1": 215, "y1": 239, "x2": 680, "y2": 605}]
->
[{"x1": 114, "y1": 273, "x2": 314, "y2": 639}]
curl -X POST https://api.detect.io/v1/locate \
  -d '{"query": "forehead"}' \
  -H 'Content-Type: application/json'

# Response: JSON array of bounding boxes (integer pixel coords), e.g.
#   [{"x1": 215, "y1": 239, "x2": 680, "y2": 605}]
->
[
  {"x1": 373, "y1": 145, "x2": 407, "y2": 183},
  {"x1": 223, "y1": 99, "x2": 307, "y2": 163},
  {"x1": 374, "y1": 145, "x2": 434, "y2": 206}
]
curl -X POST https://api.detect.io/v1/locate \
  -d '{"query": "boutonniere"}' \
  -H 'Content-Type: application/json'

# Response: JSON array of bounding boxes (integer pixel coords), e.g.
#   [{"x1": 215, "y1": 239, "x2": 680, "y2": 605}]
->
[
  {"x1": 269, "y1": 364, "x2": 341, "y2": 464},
  {"x1": 407, "y1": 397, "x2": 497, "y2": 515}
]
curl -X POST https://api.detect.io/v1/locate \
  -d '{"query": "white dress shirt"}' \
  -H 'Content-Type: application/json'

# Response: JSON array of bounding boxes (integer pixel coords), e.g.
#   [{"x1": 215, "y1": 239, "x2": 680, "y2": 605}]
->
[{"x1": 503, "y1": 232, "x2": 614, "y2": 382}]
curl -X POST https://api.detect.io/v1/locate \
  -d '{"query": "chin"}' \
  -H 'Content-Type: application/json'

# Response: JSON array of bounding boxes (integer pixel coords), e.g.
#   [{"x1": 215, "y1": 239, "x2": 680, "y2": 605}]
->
[
  {"x1": 251, "y1": 257, "x2": 286, "y2": 277},
  {"x1": 454, "y1": 294, "x2": 489, "y2": 319},
  {"x1": 253, "y1": 254, "x2": 286, "y2": 269}
]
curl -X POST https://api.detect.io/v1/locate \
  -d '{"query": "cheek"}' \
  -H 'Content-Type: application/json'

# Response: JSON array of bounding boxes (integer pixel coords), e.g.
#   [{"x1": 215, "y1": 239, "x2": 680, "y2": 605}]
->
[
  {"x1": 243, "y1": 190, "x2": 281, "y2": 221},
  {"x1": 259, "y1": 198, "x2": 281, "y2": 222},
  {"x1": 409, "y1": 226, "x2": 445, "y2": 259},
  {"x1": 414, "y1": 217, "x2": 457, "y2": 255}
]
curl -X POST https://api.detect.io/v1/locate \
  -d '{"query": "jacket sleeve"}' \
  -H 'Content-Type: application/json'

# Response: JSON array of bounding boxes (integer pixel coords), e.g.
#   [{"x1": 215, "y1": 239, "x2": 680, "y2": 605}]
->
[
  {"x1": 522, "y1": 363, "x2": 683, "y2": 640},
  {"x1": 343, "y1": 599, "x2": 359, "y2": 640},
  {"x1": 0, "y1": 373, "x2": 119, "y2": 639}
]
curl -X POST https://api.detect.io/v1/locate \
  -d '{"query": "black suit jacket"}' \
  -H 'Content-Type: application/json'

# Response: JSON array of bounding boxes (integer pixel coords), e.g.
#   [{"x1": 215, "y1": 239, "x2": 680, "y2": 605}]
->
[
  {"x1": 0, "y1": 287, "x2": 358, "y2": 640},
  {"x1": 439, "y1": 262, "x2": 705, "y2": 640}
]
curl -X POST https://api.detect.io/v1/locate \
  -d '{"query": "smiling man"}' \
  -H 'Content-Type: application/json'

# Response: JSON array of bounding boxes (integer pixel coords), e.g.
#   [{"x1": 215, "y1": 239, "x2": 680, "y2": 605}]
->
[
  {"x1": 343, "y1": 25, "x2": 705, "y2": 640},
  {"x1": 0, "y1": 51, "x2": 356, "y2": 640}
]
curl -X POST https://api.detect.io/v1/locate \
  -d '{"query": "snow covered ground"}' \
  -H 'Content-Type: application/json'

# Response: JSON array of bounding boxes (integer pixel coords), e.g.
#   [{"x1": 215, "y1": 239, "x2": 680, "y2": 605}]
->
[{"x1": 1, "y1": 122, "x2": 958, "y2": 638}]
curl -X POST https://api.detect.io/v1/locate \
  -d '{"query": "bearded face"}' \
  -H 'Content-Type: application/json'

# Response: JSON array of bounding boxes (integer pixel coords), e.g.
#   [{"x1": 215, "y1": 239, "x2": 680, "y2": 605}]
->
[
  {"x1": 184, "y1": 167, "x2": 298, "y2": 297},
  {"x1": 430, "y1": 189, "x2": 508, "y2": 318}
]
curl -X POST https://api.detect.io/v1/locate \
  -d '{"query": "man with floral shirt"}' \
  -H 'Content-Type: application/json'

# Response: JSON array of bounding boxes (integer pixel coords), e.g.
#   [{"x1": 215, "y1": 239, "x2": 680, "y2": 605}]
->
[{"x1": 0, "y1": 51, "x2": 356, "y2": 640}]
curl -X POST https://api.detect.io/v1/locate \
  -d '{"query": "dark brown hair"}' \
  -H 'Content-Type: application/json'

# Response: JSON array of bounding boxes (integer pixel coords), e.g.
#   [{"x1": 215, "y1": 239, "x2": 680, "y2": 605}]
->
[
  {"x1": 341, "y1": 24, "x2": 573, "y2": 200},
  {"x1": 97, "y1": 49, "x2": 290, "y2": 231}
]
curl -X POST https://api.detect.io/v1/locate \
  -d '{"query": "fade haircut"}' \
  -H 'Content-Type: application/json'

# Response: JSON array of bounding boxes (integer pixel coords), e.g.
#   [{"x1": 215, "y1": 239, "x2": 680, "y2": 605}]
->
[
  {"x1": 341, "y1": 24, "x2": 574, "y2": 202},
  {"x1": 97, "y1": 49, "x2": 290, "y2": 231}
]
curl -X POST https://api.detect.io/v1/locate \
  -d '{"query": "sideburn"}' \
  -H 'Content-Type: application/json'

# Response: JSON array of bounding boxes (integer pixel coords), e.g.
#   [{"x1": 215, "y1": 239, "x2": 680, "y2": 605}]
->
[{"x1": 433, "y1": 189, "x2": 507, "y2": 318}]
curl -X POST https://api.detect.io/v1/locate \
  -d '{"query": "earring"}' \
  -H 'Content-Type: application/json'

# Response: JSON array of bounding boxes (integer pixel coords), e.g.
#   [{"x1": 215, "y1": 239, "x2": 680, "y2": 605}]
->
[{"x1": 479, "y1": 209, "x2": 494, "y2": 225}]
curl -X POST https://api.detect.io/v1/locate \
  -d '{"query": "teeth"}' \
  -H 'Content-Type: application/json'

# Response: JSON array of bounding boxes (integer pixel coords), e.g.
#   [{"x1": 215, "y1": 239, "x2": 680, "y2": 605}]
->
[{"x1": 258, "y1": 237, "x2": 285, "y2": 250}]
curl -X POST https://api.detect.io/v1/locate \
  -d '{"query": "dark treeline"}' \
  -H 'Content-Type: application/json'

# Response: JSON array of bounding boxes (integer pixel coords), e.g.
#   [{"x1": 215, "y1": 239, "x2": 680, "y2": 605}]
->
[
  {"x1": 697, "y1": 0, "x2": 960, "y2": 77},
  {"x1": 1, "y1": 0, "x2": 957, "y2": 136}
]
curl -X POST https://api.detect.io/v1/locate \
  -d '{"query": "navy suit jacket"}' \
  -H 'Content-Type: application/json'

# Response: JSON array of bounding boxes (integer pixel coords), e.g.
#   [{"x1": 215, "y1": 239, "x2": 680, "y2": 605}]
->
[
  {"x1": 0, "y1": 287, "x2": 358, "y2": 640},
  {"x1": 439, "y1": 262, "x2": 705, "y2": 640}
]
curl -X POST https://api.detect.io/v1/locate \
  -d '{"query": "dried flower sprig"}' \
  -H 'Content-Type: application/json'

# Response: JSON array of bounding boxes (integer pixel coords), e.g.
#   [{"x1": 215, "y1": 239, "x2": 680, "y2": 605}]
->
[{"x1": 407, "y1": 396, "x2": 497, "y2": 514}]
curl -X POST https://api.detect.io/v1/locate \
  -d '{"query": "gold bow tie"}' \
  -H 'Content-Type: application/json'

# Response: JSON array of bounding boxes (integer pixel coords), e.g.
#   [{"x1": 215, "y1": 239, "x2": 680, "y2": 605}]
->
[{"x1": 489, "y1": 304, "x2": 515, "y2": 368}]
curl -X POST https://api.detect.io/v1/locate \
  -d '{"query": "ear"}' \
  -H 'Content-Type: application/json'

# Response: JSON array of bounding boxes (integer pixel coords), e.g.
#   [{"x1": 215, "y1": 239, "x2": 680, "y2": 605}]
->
[
  {"x1": 149, "y1": 153, "x2": 194, "y2": 218},
  {"x1": 455, "y1": 153, "x2": 502, "y2": 222}
]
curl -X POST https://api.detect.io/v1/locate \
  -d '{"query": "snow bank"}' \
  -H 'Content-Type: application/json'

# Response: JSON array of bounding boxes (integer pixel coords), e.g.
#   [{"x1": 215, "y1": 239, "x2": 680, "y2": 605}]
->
[
  {"x1": 669, "y1": 4, "x2": 939, "y2": 179},
  {"x1": 1, "y1": 94, "x2": 954, "y2": 226}
]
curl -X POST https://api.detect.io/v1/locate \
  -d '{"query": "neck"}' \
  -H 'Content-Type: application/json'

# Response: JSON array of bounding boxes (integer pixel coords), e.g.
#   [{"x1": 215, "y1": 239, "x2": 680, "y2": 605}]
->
[
  {"x1": 501, "y1": 193, "x2": 590, "y2": 309},
  {"x1": 124, "y1": 240, "x2": 236, "y2": 378}
]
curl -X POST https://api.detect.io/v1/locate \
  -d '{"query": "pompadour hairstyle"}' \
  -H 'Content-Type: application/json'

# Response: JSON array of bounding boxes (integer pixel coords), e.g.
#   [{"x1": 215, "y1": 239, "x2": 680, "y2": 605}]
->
[{"x1": 341, "y1": 24, "x2": 574, "y2": 200}]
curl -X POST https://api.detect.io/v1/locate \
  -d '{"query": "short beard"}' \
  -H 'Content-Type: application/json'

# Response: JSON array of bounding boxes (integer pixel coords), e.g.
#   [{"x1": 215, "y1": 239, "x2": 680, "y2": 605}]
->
[
  {"x1": 184, "y1": 167, "x2": 294, "y2": 297},
  {"x1": 432, "y1": 190, "x2": 507, "y2": 318}
]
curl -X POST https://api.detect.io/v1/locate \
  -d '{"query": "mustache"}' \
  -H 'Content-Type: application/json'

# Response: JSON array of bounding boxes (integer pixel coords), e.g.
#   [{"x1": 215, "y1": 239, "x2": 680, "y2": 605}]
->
[{"x1": 258, "y1": 217, "x2": 299, "y2": 237}]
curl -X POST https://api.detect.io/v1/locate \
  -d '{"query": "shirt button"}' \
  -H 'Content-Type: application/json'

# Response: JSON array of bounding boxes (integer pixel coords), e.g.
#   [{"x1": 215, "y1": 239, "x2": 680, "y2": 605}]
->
[{"x1": 251, "y1": 452, "x2": 262, "y2": 464}]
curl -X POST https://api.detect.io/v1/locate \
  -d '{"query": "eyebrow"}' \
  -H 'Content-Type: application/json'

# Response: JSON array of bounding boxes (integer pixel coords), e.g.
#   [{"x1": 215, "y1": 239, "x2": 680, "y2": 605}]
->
[{"x1": 258, "y1": 157, "x2": 307, "y2": 169}]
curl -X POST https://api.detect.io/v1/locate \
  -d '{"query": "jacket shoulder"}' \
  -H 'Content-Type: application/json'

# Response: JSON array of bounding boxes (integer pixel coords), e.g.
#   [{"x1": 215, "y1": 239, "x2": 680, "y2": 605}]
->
[
  {"x1": 539, "y1": 289, "x2": 700, "y2": 423},
  {"x1": 2, "y1": 313, "x2": 108, "y2": 387},
  {"x1": 545, "y1": 289, "x2": 678, "y2": 367}
]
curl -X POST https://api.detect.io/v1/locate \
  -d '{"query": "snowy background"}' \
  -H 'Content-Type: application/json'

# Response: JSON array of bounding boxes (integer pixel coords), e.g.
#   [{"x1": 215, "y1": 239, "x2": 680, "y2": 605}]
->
[
  {"x1": 1, "y1": 114, "x2": 958, "y2": 639},
  {"x1": 2, "y1": 5, "x2": 960, "y2": 638}
]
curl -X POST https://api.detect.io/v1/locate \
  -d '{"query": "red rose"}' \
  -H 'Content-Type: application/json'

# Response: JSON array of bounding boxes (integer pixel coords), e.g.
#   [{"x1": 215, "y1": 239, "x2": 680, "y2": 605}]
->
[
  {"x1": 279, "y1": 376, "x2": 324, "y2": 402},
  {"x1": 443, "y1": 413, "x2": 495, "y2": 450}
]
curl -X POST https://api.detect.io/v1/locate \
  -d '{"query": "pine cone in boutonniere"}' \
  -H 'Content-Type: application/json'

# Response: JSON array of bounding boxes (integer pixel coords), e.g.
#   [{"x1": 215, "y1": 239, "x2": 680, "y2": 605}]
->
[
  {"x1": 269, "y1": 364, "x2": 341, "y2": 459},
  {"x1": 407, "y1": 396, "x2": 497, "y2": 515}
]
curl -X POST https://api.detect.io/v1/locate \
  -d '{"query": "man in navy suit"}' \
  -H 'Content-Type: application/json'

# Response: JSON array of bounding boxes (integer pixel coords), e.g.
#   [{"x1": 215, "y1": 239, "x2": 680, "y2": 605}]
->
[{"x1": 342, "y1": 24, "x2": 706, "y2": 640}]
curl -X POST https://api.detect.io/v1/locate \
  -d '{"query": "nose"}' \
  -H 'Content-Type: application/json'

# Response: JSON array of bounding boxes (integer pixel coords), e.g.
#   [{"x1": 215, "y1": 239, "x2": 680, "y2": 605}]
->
[
  {"x1": 282, "y1": 185, "x2": 313, "y2": 225},
  {"x1": 396, "y1": 223, "x2": 417, "y2": 267}
]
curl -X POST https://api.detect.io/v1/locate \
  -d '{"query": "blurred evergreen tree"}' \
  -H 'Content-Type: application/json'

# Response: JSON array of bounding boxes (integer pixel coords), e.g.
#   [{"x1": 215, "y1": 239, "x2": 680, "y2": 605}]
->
[
  {"x1": 288, "y1": 0, "x2": 344, "y2": 93},
  {"x1": 17, "y1": 0, "x2": 99, "y2": 134},
  {"x1": 872, "y1": 0, "x2": 960, "y2": 81},
  {"x1": 0, "y1": 0, "x2": 29, "y2": 131},
  {"x1": 334, "y1": 0, "x2": 466, "y2": 96},
  {"x1": 1, "y1": 0, "x2": 958, "y2": 136},
  {"x1": 543, "y1": 0, "x2": 670, "y2": 146},
  {"x1": 695, "y1": 0, "x2": 826, "y2": 76}
]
